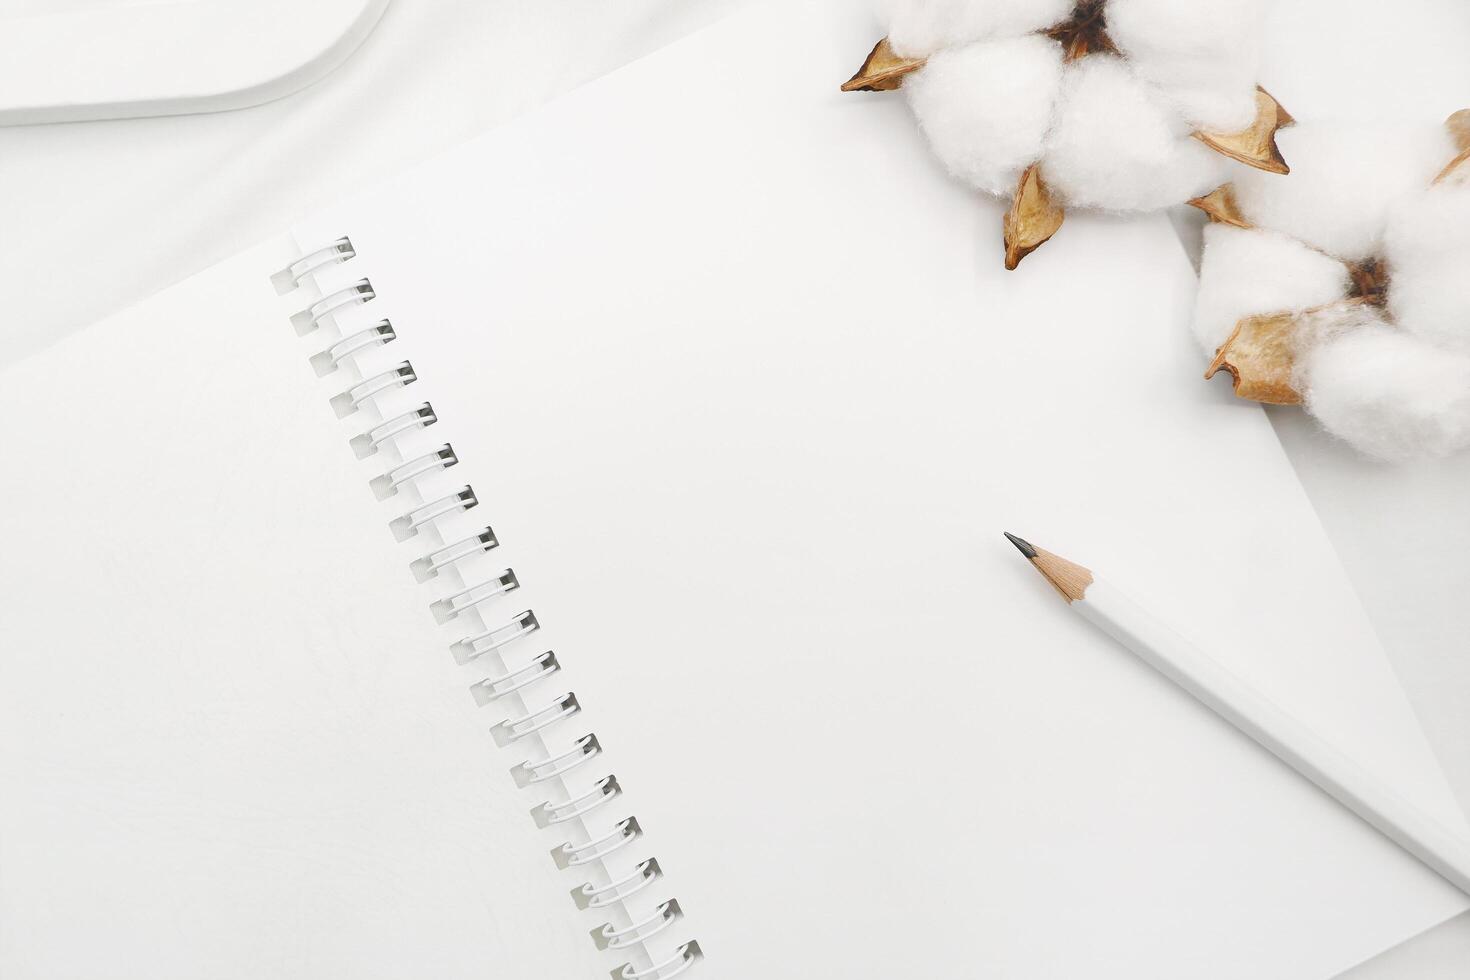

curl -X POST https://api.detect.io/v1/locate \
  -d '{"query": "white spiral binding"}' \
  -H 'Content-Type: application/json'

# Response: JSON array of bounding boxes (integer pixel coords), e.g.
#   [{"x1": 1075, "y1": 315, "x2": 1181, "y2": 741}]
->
[
  {"x1": 387, "y1": 486, "x2": 476, "y2": 542},
  {"x1": 559, "y1": 816, "x2": 643, "y2": 870},
  {"x1": 573, "y1": 858, "x2": 663, "y2": 910},
  {"x1": 369, "y1": 444, "x2": 457, "y2": 501},
  {"x1": 330, "y1": 361, "x2": 415, "y2": 419},
  {"x1": 513, "y1": 733, "x2": 602, "y2": 787},
  {"x1": 279, "y1": 238, "x2": 699, "y2": 978},
  {"x1": 431, "y1": 569, "x2": 520, "y2": 624},
  {"x1": 532, "y1": 774, "x2": 621, "y2": 828},
  {"x1": 272, "y1": 236, "x2": 356, "y2": 294},
  {"x1": 350, "y1": 402, "x2": 436, "y2": 459},
  {"x1": 409, "y1": 526, "x2": 498, "y2": 583},
  {"x1": 291, "y1": 278, "x2": 375, "y2": 335},
  {"x1": 310, "y1": 320, "x2": 395, "y2": 376},
  {"x1": 469, "y1": 648, "x2": 557, "y2": 704},
  {"x1": 590, "y1": 897, "x2": 679, "y2": 949},
  {"x1": 616, "y1": 942, "x2": 703, "y2": 980}
]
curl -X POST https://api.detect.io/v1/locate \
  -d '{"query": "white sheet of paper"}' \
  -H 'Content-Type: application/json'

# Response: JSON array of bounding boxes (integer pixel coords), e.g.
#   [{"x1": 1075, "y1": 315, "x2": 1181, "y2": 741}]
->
[
  {"x1": 0, "y1": 239, "x2": 612, "y2": 979},
  {"x1": 286, "y1": 1, "x2": 1468, "y2": 976}
]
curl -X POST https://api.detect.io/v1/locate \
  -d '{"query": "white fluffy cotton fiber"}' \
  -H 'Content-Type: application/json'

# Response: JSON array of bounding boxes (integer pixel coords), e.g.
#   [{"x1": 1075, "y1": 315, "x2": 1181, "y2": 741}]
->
[
  {"x1": 879, "y1": 0, "x2": 1270, "y2": 219},
  {"x1": 881, "y1": 0, "x2": 1074, "y2": 57},
  {"x1": 1386, "y1": 255, "x2": 1470, "y2": 354},
  {"x1": 905, "y1": 36, "x2": 1065, "y2": 196},
  {"x1": 1296, "y1": 314, "x2": 1470, "y2": 461},
  {"x1": 1192, "y1": 117, "x2": 1470, "y2": 461},
  {"x1": 1232, "y1": 123, "x2": 1457, "y2": 261},
  {"x1": 1383, "y1": 182, "x2": 1470, "y2": 352},
  {"x1": 1105, "y1": 0, "x2": 1265, "y2": 131},
  {"x1": 1042, "y1": 56, "x2": 1230, "y2": 211},
  {"x1": 1192, "y1": 224, "x2": 1350, "y2": 352},
  {"x1": 1382, "y1": 180, "x2": 1470, "y2": 264}
]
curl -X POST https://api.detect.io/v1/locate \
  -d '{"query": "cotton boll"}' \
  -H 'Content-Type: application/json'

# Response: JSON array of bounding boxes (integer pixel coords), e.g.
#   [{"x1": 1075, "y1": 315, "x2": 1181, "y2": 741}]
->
[
  {"x1": 1233, "y1": 123, "x2": 1457, "y2": 262},
  {"x1": 1105, "y1": 0, "x2": 1266, "y2": 131},
  {"x1": 905, "y1": 37, "x2": 1065, "y2": 197},
  {"x1": 1290, "y1": 301, "x2": 1383, "y2": 354},
  {"x1": 880, "y1": 0, "x2": 1075, "y2": 57},
  {"x1": 1383, "y1": 183, "x2": 1470, "y2": 264},
  {"x1": 1387, "y1": 255, "x2": 1470, "y2": 353},
  {"x1": 1192, "y1": 224, "x2": 1349, "y2": 352},
  {"x1": 1381, "y1": 183, "x2": 1470, "y2": 351},
  {"x1": 1041, "y1": 57, "x2": 1231, "y2": 211},
  {"x1": 1296, "y1": 318, "x2": 1470, "y2": 460}
]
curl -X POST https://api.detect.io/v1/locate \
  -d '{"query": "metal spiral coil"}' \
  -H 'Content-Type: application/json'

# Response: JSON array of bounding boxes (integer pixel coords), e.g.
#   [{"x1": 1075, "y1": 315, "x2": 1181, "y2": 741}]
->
[
  {"x1": 572, "y1": 857, "x2": 662, "y2": 910},
  {"x1": 330, "y1": 361, "x2": 415, "y2": 419},
  {"x1": 591, "y1": 897, "x2": 679, "y2": 950},
  {"x1": 370, "y1": 444, "x2": 457, "y2": 501},
  {"x1": 352, "y1": 402, "x2": 436, "y2": 459},
  {"x1": 469, "y1": 648, "x2": 558, "y2": 704},
  {"x1": 616, "y1": 942, "x2": 703, "y2": 980},
  {"x1": 409, "y1": 526, "x2": 498, "y2": 582},
  {"x1": 512, "y1": 733, "x2": 603, "y2": 787},
  {"x1": 272, "y1": 236, "x2": 355, "y2": 294},
  {"x1": 491, "y1": 691, "x2": 581, "y2": 746},
  {"x1": 451, "y1": 608, "x2": 539, "y2": 664},
  {"x1": 431, "y1": 568, "x2": 520, "y2": 623},
  {"x1": 283, "y1": 236, "x2": 699, "y2": 976},
  {"x1": 560, "y1": 816, "x2": 643, "y2": 872},
  {"x1": 311, "y1": 320, "x2": 395, "y2": 376},
  {"x1": 388, "y1": 485, "x2": 476, "y2": 542},
  {"x1": 291, "y1": 278, "x2": 374, "y2": 335}
]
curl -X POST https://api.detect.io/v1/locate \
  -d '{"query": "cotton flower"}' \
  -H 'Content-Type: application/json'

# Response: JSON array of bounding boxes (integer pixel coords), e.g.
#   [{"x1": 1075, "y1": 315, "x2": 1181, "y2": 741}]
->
[
  {"x1": 1296, "y1": 308, "x2": 1470, "y2": 462},
  {"x1": 845, "y1": 0, "x2": 1285, "y2": 267},
  {"x1": 1192, "y1": 224, "x2": 1349, "y2": 353},
  {"x1": 1230, "y1": 123, "x2": 1455, "y2": 262},
  {"x1": 1193, "y1": 114, "x2": 1470, "y2": 460}
]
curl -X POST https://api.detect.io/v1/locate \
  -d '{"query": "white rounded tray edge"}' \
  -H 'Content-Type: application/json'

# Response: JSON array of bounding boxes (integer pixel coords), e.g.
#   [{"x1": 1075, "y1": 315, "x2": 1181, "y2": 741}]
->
[{"x1": 0, "y1": 0, "x2": 392, "y2": 126}]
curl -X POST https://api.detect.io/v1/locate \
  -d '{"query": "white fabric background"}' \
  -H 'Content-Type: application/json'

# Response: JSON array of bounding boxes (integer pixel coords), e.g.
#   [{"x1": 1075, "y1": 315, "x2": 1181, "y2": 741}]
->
[{"x1": 0, "y1": 0, "x2": 1466, "y2": 974}]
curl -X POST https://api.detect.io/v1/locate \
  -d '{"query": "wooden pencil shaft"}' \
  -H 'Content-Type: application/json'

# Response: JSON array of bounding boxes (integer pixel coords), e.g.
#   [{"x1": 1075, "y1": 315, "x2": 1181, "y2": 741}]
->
[
  {"x1": 1031, "y1": 547, "x2": 1092, "y2": 603},
  {"x1": 1077, "y1": 578, "x2": 1470, "y2": 896}
]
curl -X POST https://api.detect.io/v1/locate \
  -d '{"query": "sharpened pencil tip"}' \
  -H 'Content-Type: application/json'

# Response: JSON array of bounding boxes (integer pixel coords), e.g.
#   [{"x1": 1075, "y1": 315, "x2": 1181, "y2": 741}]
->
[
  {"x1": 1006, "y1": 535, "x2": 1095, "y2": 602},
  {"x1": 1003, "y1": 532, "x2": 1037, "y2": 560}
]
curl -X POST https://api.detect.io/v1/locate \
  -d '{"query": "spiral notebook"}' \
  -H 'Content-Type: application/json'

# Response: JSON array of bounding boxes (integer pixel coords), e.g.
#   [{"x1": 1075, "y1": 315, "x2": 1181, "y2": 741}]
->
[{"x1": 3, "y1": 1, "x2": 1467, "y2": 978}]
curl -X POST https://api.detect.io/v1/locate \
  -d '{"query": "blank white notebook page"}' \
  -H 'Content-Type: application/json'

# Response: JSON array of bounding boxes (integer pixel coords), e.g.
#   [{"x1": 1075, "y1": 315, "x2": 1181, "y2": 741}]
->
[
  {"x1": 0, "y1": 238, "x2": 611, "y2": 979},
  {"x1": 292, "y1": 0, "x2": 1469, "y2": 977}
]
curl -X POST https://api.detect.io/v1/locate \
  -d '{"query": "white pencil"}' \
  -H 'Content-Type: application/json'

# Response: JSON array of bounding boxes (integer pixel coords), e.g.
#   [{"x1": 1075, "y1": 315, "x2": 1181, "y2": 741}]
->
[{"x1": 1004, "y1": 532, "x2": 1470, "y2": 896}]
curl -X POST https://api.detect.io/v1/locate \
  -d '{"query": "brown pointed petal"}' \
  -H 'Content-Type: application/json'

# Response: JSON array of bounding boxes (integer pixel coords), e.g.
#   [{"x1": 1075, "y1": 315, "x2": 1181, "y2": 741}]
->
[
  {"x1": 1437, "y1": 149, "x2": 1470, "y2": 185},
  {"x1": 1204, "y1": 311, "x2": 1301, "y2": 405},
  {"x1": 1187, "y1": 184, "x2": 1250, "y2": 229},
  {"x1": 1193, "y1": 87, "x2": 1293, "y2": 175},
  {"x1": 1447, "y1": 109, "x2": 1470, "y2": 152},
  {"x1": 1434, "y1": 109, "x2": 1470, "y2": 184},
  {"x1": 1003, "y1": 165, "x2": 1065, "y2": 270},
  {"x1": 841, "y1": 38, "x2": 927, "y2": 92}
]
